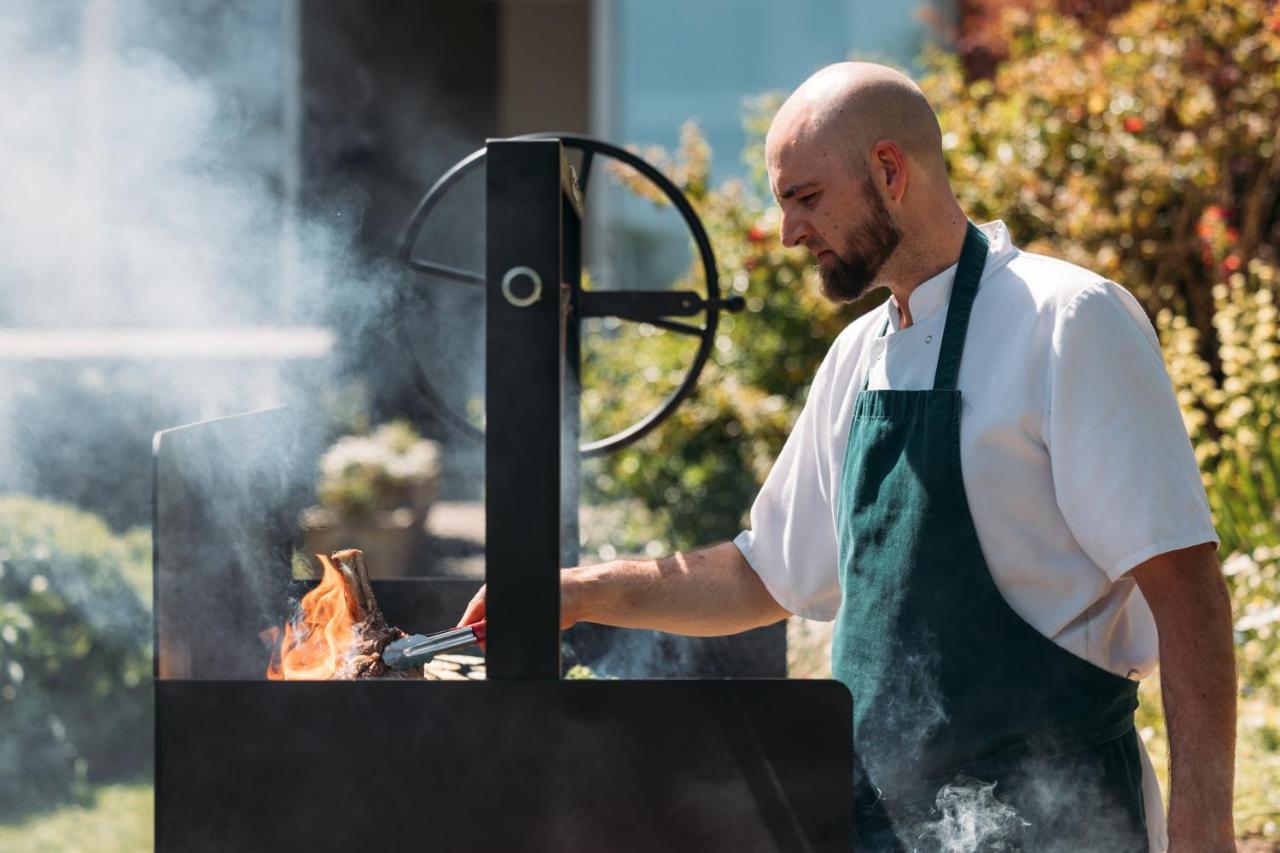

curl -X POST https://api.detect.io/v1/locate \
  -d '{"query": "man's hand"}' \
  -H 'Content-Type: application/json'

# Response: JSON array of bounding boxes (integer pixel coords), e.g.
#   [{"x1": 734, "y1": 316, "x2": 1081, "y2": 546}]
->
[
  {"x1": 455, "y1": 542, "x2": 791, "y2": 638},
  {"x1": 1130, "y1": 542, "x2": 1237, "y2": 852},
  {"x1": 458, "y1": 578, "x2": 578, "y2": 637}
]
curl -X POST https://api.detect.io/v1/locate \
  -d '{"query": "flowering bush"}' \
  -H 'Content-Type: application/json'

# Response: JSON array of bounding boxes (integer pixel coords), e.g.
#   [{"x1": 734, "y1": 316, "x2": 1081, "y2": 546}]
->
[
  {"x1": 1159, "y1": 262, "x2": 1280, "y2": 553},
  {"x1": 1159, "y1": 259, "x2": 1280, "y2": 700},
  {"x1": 317, "y1": 420, "x2": 441, "y2": 517},
  {"x1": 920, "y1": 0, "x2": 1279, "y2": 354}
]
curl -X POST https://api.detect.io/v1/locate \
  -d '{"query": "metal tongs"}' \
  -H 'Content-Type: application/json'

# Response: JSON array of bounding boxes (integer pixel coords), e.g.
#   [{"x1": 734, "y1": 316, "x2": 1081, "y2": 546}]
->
[{"x1": 382, "y1": 620, "x2": 486, "y2": 671}]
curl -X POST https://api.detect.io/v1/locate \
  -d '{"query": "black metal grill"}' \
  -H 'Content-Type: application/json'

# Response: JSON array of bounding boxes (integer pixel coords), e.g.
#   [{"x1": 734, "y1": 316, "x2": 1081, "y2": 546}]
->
[{"x1": 152, "y1": 137, "x2": 853, "y2": 852}]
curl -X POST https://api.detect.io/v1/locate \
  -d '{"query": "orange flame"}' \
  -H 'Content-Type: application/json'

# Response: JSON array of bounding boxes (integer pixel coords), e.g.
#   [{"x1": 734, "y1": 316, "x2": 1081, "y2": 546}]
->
[{"x1": 266, "y1": 554, "x2": 359, "y2": 680}]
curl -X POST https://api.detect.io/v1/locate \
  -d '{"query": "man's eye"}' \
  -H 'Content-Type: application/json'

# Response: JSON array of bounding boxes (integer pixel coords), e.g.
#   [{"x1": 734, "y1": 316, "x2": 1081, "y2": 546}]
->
[{"x1": 799, "y1": 193, "x2": 818, "y2": 207}]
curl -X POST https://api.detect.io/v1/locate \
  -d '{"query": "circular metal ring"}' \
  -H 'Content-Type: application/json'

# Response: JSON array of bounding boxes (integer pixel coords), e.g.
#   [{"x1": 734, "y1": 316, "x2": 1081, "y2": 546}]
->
[
  {"x1": 396, "y1": 133, "x2": 725, "y2": 456},
  {"x1": 501, "y1": 266, "x2": 542, "y2": 307}
]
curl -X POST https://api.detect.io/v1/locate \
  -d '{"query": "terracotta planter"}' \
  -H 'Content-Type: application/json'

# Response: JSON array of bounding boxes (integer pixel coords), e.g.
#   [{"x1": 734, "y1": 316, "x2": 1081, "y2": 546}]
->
[{"x1": 301, "y1": 506, "x2": 428, "y2": 578}]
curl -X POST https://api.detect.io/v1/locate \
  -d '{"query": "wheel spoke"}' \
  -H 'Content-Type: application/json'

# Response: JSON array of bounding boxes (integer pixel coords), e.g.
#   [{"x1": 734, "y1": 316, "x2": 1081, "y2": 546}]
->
[
  {"x1": 406, "y1": 258, "x2": 484, "y2": 285},
  {"x1": 645, "y1": 317, "x2": 704, "y2": 336}
]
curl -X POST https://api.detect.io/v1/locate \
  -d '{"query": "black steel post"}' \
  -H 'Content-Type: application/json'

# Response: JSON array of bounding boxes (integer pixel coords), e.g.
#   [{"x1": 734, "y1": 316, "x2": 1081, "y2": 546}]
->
[
  {"x1": 561, "y1": 181, "x2": 583, "y2": 569},
  {"x1": 485, "y1": 139, "x2": 578, "y2": 679}
]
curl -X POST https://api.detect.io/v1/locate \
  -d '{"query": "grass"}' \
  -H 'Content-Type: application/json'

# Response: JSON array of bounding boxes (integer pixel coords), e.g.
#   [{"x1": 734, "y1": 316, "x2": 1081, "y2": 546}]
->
[{"x1": 0, "y1": 783, "x2": 152, "y2": 853}]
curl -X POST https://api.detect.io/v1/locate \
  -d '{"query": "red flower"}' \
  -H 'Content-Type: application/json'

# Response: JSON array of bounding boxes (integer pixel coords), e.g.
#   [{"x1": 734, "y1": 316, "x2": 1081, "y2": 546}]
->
[
  {"x1": 1122, "y1": 116, "x2": 1145, "y2": 133},
  {"x1": 1224, "y1": 254, "x2": 1241, "y2": 272},
  {"x1": 747, "y1": 226, "x2": 767, "y2": 243}
]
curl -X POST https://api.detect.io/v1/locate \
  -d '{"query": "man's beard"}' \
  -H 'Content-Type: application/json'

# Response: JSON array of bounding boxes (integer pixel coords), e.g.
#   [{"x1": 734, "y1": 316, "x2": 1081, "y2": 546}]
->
[{"x1": 816, "y1": 176, "x2": 903, "y2": 303}]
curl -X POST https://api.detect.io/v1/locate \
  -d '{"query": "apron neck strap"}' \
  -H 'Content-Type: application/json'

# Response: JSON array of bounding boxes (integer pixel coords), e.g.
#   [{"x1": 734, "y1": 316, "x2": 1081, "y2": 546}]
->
[
  {"x1": 858, "y1": 221, "x2": 990, "y2": 394},
  {"x1": 932, "y1": 221, "x2": 989, "y2": 391}
]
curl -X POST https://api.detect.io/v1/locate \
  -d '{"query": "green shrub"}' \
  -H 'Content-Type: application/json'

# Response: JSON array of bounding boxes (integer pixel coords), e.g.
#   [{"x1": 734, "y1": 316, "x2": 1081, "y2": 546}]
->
[
  {"x1": 0, "y1": 497, "x2": 151, "y2": 818},
  {"x1": 921, "y1": 0, "x2": 1279, "y2": 348}
]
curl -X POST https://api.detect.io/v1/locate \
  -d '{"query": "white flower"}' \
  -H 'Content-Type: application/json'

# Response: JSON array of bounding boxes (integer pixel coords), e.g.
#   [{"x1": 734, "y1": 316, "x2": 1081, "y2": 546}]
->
[{"x1": 1222, "y1": 552, "x2": 1257, "y2": 577}]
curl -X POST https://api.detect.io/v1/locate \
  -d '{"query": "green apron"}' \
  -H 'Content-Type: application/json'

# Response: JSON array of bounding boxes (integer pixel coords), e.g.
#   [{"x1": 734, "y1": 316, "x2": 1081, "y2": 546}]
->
[{"x1": 831, "y1": 223, "x2": 1149, "y2": 851}]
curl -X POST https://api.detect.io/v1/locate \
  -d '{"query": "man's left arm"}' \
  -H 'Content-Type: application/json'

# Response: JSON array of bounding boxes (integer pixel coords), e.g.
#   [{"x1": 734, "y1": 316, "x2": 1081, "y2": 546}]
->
[{"x1": 1130, "y1": 542, "x2": 1237, "y2": 853}]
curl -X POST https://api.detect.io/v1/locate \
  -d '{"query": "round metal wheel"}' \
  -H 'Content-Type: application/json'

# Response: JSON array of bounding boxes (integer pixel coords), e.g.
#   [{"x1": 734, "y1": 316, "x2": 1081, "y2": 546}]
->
[{"x1": 396, "y1": 132, "x2": 742, "y2": 457}]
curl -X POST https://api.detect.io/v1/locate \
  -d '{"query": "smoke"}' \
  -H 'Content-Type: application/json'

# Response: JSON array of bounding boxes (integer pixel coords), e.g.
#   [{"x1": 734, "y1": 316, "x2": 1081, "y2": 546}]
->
[
  {"x1": 855, "y1": 636, "x2": 950, "y2": 796},
  {"x1": 842, "y1": 633, "x2": 1152, "y2": 852},
  {"x1": 904, "y1": 750, "x2": 1152, "y2": 853},
  {"x1": 914, "y1": 777, "x2": 1028, "y2": 852},
  {"x1": 0, "y1": 0, "x2": 488, "y2": 681},
  {"x1": 0, "y1": 1, "x2": 334, "y2": 329},
  {"x1": 0, "y1": 0, "x2": 482, "y2": 524},
  {"x1": 569, "y1": 625, "x2": 699, "y2": 679}
]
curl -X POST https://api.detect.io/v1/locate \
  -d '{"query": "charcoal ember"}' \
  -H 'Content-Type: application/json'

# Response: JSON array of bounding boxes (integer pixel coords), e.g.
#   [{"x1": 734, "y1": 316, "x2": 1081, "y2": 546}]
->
[
  {"x1": 434, "y1": 654, "x2": 483, "y2": 666},
  {"x1": 425, "y1": 666, "x2": 469, "y2": 681},
  {"x1": 424, "y1": 658, "x2": 486, "y2": 681}
]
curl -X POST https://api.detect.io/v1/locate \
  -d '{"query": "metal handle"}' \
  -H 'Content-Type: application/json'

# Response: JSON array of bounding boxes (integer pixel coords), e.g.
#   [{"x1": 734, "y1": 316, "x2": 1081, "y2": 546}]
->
[
  {"x1": 502, "y1": 266, "x2": 542, "y2": 307},
  {"x1": 383, "y1": 621, "x2": 486, "y2": 670}
]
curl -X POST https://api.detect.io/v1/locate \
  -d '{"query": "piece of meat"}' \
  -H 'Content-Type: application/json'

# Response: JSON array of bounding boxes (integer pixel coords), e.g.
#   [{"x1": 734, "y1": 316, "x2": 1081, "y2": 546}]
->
[{"x1": 327, "y1": 549, "x2": 423, "y2": 680}]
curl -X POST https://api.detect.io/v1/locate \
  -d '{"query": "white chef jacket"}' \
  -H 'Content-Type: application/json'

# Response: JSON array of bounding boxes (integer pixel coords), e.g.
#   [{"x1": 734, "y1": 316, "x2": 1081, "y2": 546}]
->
[{"x1": 733, "y1": 220, "x2": 1218, "y2": 851}]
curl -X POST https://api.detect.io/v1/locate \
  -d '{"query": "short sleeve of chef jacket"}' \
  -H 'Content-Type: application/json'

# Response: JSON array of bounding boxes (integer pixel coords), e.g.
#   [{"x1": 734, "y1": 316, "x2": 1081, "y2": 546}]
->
[
  {"x1": 1045, "y1": 281, "x2": 1217, "y2": 578},
  {"x1": 734, "y1": 279, "x2": 1217, "y2": 622},
  {"x1": 732, "y1": 345, "x2": 844, "y2": 621}
]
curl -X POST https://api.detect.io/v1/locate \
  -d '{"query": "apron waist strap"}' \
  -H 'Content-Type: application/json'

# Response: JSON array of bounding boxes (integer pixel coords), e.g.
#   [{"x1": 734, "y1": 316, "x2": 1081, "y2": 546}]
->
[{"x1": 876, "y1": 714, "x2": 1139, "y2": 810}]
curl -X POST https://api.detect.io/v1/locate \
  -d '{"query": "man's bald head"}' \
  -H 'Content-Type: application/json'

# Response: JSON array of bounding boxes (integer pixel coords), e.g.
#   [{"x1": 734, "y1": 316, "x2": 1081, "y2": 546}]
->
[
  {"x1": 766, "y1": 61, "x2": 947, "y2": 184},
  {"x1": 766, "y1": 62, "x2": 960, "y2": 304}
]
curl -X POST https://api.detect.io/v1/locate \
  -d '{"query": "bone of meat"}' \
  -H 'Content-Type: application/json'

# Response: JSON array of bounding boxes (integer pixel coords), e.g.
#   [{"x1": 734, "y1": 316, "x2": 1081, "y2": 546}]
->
[{"x1": 328, "y1": 549, "x2": 424, "y2": 680}]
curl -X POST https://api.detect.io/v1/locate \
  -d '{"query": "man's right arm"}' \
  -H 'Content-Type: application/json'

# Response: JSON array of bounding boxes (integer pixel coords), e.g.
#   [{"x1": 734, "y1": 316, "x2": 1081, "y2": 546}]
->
[
  {"x1": 456, "y1": 341, "x2": 848, "y2": 639},
  {"x1": 457, "y1": 542, "x2": 792, "y2": 638}
]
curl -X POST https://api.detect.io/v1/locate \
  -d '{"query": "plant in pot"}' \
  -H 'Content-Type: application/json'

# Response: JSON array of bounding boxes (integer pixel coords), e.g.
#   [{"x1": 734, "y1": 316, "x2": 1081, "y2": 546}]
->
[{"x1": 301, "y1": 421, "x2": 442, "y2": 577}]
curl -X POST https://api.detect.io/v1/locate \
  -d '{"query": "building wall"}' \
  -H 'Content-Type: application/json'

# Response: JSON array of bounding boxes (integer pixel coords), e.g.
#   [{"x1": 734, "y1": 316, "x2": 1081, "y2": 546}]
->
[
  {"x1": 499, "y1": 0, "x2": 591, "y2": 137},
  {"x1": 604, "y1": 0, "x2": 952, "y2": 183}
]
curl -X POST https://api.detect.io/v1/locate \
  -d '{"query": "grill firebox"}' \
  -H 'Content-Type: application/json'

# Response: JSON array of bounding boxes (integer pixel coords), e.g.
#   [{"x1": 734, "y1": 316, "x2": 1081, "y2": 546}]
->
[{"x1": 152, "y1": 137, "x2": 853, "y2": 852}]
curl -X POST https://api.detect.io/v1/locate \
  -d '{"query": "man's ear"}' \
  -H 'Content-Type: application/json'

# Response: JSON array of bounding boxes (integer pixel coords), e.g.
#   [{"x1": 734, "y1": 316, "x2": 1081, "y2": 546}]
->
[{"x1": 871, "y1": 141, "x2": 908, "y2": 202}]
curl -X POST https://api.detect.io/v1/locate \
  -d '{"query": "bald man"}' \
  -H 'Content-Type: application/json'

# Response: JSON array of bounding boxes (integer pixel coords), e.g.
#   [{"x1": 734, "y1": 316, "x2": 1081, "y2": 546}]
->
[{"x1": 460, "y1": 63, "x2": 1236, "y2": 851}]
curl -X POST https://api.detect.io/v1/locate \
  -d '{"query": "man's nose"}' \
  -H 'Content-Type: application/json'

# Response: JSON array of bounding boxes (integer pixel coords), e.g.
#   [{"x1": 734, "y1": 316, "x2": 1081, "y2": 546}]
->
[{"x1": 779, "y1": 213, "x2": 808, "y2": 249}]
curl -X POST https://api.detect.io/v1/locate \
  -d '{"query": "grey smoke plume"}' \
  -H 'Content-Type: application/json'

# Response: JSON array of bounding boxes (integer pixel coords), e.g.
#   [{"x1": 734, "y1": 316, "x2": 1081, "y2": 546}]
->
[
  {"x1": 0, "y1": 1, "x2": 334, "y2": 328},
  {"x1": 906, "y1": 751, "x2": 1153, "y2": 852},
  {"x1": 857, "y1": 635, "x2": 950, "y2": 796},
  {"x1": 914, "y1": 777, "x2": 1028, "y2": 852},
  {"x1": 576, "y1": 626, "x2": 698, "y2": 679},
  {"x1": 0, "y1": 0, "x2": 476, "y2": 678},
  {"x1": 0, "y1": 0, "x2": 412, "y2": 529}
]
